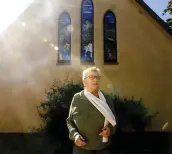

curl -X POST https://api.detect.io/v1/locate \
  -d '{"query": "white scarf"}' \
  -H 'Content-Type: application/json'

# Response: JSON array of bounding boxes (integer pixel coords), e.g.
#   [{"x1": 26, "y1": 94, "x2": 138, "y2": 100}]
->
[{"x1": 84, "y1": 89, "x2": 116, "y2": 143}]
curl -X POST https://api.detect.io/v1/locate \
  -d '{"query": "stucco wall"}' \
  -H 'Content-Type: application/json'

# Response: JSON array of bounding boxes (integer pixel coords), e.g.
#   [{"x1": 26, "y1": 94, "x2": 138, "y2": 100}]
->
[{"x1": 0, "y1": 0, "x2": 172, "y2": 131}]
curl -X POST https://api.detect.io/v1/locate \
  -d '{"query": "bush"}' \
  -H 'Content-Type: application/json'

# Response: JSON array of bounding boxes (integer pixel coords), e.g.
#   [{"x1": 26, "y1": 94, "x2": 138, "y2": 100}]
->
[{"x1": 32, "y1": 78, "x2": 158, "y2": 154}]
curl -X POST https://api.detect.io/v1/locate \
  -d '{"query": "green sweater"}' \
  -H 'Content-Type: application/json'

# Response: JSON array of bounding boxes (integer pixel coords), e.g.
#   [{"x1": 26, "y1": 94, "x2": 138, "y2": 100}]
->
[{"x1": 66, "y1": 90, "x2": 117, "y2": 150}]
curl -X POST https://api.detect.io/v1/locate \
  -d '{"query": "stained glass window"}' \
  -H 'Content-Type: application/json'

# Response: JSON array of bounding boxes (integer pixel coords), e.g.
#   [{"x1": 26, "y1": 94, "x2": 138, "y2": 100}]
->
[
  {"x1": 104, "y1": 10, "x2": 117, "y2": 63},
  {"x1": 58, "y1": 11, "x2": 71, "y2": 64},
  {"x1": 81, "y1": 0, "x2": 94, "y2": 63}
]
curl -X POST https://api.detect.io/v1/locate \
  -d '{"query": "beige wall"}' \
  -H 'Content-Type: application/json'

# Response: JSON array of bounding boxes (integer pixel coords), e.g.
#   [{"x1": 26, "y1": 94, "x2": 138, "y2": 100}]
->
[{"x1": 0, "y1": 0, "x2": 172, "y2": 132}]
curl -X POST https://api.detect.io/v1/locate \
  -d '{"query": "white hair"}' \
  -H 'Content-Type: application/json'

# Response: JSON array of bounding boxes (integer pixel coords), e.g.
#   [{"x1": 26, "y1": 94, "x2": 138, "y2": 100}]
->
[{"x1": 82, "y1": 67, "x2": 101, "y2": 80}]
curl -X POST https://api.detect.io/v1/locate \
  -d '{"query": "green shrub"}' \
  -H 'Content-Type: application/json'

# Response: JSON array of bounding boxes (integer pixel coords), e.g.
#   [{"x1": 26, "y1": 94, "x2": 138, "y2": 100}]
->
[{"x1": 32, "y1": 78, "x2": 158, "y2": 153}]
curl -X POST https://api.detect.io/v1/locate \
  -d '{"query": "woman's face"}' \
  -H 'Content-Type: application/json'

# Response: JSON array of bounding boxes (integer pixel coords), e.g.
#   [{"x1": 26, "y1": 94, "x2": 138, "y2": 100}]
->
[{"x1": 83, "y1": 71, "x2": 101, "y2": 92}]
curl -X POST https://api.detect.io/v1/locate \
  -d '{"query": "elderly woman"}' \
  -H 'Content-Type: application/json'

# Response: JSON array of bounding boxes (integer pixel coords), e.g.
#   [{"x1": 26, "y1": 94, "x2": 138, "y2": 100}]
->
[{"x1": 66, "y1": 67, "x2": 117, "y2": 154}]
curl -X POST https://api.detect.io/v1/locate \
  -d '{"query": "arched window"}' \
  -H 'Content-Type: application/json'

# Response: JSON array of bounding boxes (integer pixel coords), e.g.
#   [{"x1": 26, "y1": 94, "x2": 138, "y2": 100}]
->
[
  {"x1": 104, "y1": 10, "x2": 117, "y2": 64},
  {"x1": 58, "y1": 11, "x2": 71, "y2": 64},
  {"x1": 81, "y1": 0, "x2": 94, "y2": 63}
]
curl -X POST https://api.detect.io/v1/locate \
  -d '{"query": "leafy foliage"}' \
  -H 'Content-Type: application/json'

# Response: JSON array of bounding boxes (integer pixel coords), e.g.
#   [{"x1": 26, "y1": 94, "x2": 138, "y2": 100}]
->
[
  {"x1": 163, "y1": 1, "x2": 172, "y2": 15},
  {"x1": 31, "y1": 78, "x2": 158, "y2": 153},
  {"x1": 162, "y1": 0, "x2": 172, "y2": 27},
  {"x1": 107, "y1": 93, "x2": 158, "y2": 132},
  {"x1": 166, "y1": 18, "x2": 172, "y2": 27}
]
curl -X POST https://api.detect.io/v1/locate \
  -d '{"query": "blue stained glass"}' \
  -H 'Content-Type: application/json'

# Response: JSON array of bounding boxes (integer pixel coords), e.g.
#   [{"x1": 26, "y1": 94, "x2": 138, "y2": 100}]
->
[
  {"x1": 81, "y1": 0, "x2": 94, "y2": 63},
  {"x1": 104, "y1": 10, "x2": 117, "y2": 63},
  {"x1": 83, "y1": 0, "x2": 92, "y2": 5},
  {"x1": 58, "y1": 12, "x2": 71, "y2": 64},
  {"x1": 104, "y1": 12, "x2": 115, "y2": 24}
]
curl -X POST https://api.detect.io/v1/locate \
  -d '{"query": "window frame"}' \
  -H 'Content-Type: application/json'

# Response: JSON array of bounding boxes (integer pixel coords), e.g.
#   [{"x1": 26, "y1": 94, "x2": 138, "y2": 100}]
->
[
  {"x1": 57, "y1": 11, "x2": 72, "y2": 65},
  {"x1": 103, "y1": 10, "x2": 118, "y2": 64},
  {"x1": 81, "y1": 0, "x2": 95, "y2": 65}
]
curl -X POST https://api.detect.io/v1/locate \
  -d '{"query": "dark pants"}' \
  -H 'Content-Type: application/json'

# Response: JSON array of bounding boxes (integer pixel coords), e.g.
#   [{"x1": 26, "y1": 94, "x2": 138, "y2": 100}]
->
[{"x1": 73, "y1": 145, "x2": 111, "y2": 154}]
